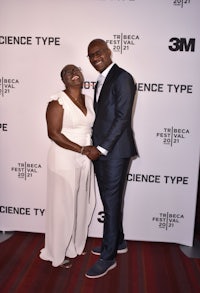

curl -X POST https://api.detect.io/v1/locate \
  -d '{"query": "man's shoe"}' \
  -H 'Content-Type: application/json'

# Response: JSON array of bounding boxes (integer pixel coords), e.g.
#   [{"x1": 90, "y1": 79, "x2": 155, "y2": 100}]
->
[
  {"x1": 85, "y1": 259, "x2": 117, "y2": 278},
  {"x1": 91, "y1": 241, "x2": 128, "y2": 255}
]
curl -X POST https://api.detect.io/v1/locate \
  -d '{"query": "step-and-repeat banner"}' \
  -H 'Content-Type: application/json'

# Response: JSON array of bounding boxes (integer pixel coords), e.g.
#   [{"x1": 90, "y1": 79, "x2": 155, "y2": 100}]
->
[{"x1": 0, "y1": 0, "x2": 199, "y2": 246}]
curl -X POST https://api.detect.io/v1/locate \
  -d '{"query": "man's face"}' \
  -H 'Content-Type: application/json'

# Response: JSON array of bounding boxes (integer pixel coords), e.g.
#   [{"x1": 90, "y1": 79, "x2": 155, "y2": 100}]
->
[{"x1": 88, "y1": 43, "x2": 112, "y2": 73}]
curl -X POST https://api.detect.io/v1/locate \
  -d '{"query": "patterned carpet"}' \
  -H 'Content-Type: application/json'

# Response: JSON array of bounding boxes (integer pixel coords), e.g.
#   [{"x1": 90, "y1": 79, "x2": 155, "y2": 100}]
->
[{"x1": 1, "y1": 232, "x2": 200, "y2": 293}]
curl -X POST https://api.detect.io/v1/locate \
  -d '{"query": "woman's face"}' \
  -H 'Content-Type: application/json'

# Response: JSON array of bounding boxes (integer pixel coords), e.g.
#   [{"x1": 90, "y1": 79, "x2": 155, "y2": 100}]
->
[{"x1": 62, "y1": 65, "x2": 84, "y2": 88}]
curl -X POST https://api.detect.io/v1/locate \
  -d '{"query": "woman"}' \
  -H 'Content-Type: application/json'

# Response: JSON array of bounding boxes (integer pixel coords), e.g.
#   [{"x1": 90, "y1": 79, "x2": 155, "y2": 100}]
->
[{"x1": 40, "y1": 65, "x2": 96, "y2": 268}]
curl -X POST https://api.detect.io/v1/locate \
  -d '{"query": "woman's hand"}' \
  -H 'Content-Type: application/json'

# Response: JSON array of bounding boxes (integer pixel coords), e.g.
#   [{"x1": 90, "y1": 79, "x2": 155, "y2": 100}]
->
[{"x1": 83, "y1": 146, "x2": 101, "y2": 160}]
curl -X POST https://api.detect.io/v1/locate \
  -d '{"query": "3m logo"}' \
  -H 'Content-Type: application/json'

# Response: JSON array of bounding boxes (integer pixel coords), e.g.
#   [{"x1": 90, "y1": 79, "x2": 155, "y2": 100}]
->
[{"x1": 169, "y1": 38, "x2": 195, "y2": 52}]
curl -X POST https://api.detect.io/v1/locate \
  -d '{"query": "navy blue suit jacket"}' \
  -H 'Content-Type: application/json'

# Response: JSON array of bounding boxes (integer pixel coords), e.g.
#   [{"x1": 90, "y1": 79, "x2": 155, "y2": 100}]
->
[{"x1": 92, "y1": 64, "x2": 138, "y2": 160}]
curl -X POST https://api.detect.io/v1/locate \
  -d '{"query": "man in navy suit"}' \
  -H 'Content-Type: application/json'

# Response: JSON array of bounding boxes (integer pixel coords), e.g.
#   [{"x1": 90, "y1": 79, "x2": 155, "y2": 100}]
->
[{"x1": 84, "y1": 39, "x2": 138, "y2": 278}]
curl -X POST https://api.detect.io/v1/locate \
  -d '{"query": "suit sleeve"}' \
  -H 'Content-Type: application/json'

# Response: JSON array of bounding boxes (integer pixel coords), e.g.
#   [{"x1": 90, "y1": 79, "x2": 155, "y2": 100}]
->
[{"x1": 100, "y1": 72, "x2": 136, "y2": 152}]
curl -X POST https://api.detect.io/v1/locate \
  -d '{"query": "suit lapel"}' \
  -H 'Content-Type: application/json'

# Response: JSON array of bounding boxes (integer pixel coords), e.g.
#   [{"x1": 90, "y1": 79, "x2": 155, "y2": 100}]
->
[
  {"x1": 98, "y1": 64, "x2": 118, "y2": 103},
  {"x1": 94, "y1": 64, "x2": 119, "y2": 114},
  {"x1": 94, "y1": 81, "x2": 98, "y2": 113}
]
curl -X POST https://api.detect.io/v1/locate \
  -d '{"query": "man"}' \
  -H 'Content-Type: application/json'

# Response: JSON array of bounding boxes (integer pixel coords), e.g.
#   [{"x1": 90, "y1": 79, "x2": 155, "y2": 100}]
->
[{"x1": 84, "y1": 39, "x2": 138, "y2": 278}]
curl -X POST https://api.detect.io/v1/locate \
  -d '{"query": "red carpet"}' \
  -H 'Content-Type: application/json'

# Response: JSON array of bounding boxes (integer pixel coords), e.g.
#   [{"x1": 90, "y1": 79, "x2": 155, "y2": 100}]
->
[{"x1": 1, "y1": 232, "x2": 200, "y2": 292}]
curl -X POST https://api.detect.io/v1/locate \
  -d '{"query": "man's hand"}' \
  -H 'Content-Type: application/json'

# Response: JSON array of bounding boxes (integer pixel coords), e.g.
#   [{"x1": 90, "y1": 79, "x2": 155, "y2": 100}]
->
[{"x1": 83, "y1": 146, "x2": 101, "y2": 160}]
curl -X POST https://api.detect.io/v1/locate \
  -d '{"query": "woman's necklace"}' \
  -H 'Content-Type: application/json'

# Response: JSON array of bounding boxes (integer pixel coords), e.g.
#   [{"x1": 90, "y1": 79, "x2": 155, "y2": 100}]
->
[
  {"x1": 66, "y1": 91, "x2": 87, "y2": 114},
  {"x1": 66, "y1": 90, "x2": 82, "y2": 103}
]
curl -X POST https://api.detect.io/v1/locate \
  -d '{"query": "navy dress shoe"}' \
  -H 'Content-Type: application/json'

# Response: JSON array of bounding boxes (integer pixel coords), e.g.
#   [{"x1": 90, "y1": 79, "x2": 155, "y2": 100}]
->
[
  {"x1": 85, "y1": 259, "x2": 117, "y2": 278},
  {"x1": 91, "y1": 241, "x2": 128, "y2": 255}
]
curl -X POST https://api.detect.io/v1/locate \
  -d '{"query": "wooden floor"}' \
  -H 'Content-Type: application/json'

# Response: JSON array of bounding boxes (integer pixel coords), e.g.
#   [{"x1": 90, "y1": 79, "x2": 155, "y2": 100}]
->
[{"x1": 1, "y1": 231, "x2": 200, "y2": 293}]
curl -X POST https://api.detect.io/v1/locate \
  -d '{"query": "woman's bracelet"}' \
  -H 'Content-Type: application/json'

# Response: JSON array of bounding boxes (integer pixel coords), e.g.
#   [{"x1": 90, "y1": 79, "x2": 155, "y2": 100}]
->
[{"x1": 80, "y1": 146, "x2": 85, "y2": 154}]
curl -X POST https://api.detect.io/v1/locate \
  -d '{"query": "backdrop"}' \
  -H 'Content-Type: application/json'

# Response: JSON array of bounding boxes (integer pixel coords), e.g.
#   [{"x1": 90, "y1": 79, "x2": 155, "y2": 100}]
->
[{"x1": 0, "y1": 0, "x2": 199, "y2": 246}]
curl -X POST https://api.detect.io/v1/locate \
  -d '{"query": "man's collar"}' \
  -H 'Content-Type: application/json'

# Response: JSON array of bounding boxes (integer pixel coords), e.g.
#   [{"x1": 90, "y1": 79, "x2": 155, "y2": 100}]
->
[{"x1": 101, "y1": 63, "x2": 114, "y2": 78}]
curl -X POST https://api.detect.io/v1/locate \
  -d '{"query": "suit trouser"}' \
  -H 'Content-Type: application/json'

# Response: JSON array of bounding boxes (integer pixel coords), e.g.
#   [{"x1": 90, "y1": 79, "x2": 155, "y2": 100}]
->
[{"x1": 94, "y1": 157, "x2": 130, "y2": 260}]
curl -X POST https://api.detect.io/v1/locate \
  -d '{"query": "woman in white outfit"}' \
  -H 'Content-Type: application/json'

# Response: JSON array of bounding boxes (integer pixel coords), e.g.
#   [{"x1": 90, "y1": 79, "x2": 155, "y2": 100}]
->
[{"x1": 40, "y1": 65, "x2": 96, "y2": 268}]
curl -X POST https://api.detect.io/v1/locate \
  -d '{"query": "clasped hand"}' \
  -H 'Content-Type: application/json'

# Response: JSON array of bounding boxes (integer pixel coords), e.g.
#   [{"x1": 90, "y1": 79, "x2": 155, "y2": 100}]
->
[{"x1": 82, "y1": 146, "x2": 101, "y2": 160}]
